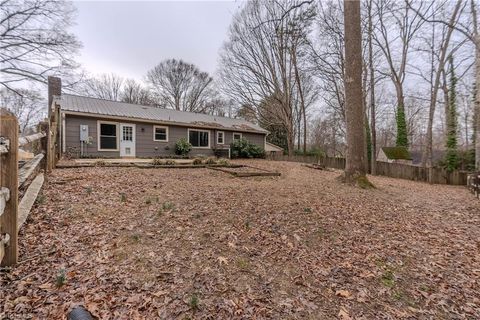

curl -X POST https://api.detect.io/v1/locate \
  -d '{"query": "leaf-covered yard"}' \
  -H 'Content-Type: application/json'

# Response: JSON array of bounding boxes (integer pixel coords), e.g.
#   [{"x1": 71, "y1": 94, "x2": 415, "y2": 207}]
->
[{"x1": 1, "y1": 160, "x2": 479, "y2": 319}]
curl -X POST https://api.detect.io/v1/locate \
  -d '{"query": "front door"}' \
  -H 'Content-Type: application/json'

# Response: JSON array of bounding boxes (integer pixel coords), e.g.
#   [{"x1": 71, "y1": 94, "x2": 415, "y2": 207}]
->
[{"x1": 120, "y1": 123, "x2": 136, "y2": 157}]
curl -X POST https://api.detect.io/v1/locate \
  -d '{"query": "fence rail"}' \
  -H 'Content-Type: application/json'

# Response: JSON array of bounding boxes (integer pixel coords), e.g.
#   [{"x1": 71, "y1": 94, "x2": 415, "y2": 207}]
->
[
  {"x1": 1, "y1": 108, "x2": 46, "y2": 266},
  {"x1": 266, "y1": 154, "x2": 469, "y2": 186}
]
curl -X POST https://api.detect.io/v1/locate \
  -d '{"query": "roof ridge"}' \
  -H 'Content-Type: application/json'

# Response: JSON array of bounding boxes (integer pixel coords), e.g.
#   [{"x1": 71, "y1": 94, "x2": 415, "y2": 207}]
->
[{"x1": 62, "y1": 93, "x2": 240, "y2": 122}]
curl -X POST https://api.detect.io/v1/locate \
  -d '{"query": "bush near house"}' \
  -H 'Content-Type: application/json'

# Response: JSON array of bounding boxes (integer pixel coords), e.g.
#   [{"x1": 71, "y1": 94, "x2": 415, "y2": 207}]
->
[
  {"x1": 175, "y1": 138, "x2": 192, "y2": 156},
  {"x1": 231, "y1": 138, "x2": 265, "y2": 159}
]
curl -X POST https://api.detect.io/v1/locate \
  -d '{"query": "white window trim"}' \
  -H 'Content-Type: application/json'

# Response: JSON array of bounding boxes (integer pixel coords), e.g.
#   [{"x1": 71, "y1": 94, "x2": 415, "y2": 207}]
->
[
  {"x1": 97, "y1": 120, "x2": 119, "y2": 151},
  {"x1": 153, "y1": 125, "x2": 169, "y2": 142},
  {"x1": 188, "y1": 128, "x2": 211, "y2": 149},
  {"x1": 216, "y1": 131, "x2": 225, "y2": 145},
  {"x1": 233, "y1": 132, "x2": 243, "y2": 141}
]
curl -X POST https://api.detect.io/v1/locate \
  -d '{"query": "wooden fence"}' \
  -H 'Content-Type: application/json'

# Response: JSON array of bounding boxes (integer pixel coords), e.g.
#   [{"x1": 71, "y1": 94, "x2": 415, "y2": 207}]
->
[
  {"x1": 266, "y1": 154, "x2": 469, "y2": 186},
  {"x1": 1, "y1": 108, "x2": 46, "y2": 266}
]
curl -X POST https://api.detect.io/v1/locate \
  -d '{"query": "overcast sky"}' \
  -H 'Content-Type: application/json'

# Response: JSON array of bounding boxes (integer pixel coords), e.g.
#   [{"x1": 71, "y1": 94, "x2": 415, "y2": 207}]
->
[{"x1": 72, "y1": 1, "x2": 243, "y2": 81}]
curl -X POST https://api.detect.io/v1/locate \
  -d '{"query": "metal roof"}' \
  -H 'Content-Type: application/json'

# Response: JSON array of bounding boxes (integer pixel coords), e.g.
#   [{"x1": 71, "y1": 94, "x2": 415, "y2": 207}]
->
[{"x1": 55, "y1": 94, "x2": 268, "y2": 134}]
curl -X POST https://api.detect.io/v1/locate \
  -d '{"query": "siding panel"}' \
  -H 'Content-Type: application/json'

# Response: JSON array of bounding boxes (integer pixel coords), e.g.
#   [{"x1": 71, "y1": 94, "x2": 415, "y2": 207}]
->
[{"x1": 64, "y1": 114, "x2": 266, "y2": 158}]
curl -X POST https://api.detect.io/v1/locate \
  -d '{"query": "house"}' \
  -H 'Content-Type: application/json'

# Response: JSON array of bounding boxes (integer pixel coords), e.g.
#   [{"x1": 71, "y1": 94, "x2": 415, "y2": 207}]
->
[
  {"x1": 377, "y1": 146, "x2": 412, "y2": 165},
  {"x1": 264, "y1": 142, "x2": 284, "y2": 155},
  {"x1": 48, "y1": 77, "x2": 268, "y2": 158}
]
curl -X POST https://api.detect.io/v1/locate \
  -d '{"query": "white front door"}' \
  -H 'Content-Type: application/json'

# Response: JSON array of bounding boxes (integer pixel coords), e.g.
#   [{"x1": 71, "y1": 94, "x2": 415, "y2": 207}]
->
[{"x1": 120, "y1": 123, "x2": 136, "y2": 157}]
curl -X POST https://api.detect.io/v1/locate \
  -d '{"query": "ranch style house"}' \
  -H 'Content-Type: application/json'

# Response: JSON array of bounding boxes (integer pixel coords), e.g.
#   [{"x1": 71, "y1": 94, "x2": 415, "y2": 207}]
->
[{"x1": 47, "y1": 77, "x2": 268, "y2": 158}]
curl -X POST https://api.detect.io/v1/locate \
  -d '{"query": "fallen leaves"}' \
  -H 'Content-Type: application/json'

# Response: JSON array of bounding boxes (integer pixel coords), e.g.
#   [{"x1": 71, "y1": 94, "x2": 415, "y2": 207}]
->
[{"x1": 1, "y1": 160, "x2": 479, "y2": 319}]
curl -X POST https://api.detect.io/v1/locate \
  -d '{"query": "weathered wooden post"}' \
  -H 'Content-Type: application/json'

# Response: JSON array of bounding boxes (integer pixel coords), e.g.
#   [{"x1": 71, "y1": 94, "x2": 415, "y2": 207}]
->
[{"x1": 0, "y1": 108, "x2": 19, "y2": 266}]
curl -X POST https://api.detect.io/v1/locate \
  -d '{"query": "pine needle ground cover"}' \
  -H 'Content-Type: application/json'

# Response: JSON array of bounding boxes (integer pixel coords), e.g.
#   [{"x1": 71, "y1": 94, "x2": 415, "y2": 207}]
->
[{"x1": 1, "y1": 160, "x2": 479, "y2": 319}]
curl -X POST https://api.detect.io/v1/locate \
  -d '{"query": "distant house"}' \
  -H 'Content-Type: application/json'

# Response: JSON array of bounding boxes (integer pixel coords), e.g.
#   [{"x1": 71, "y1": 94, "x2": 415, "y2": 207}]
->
[
  {"x1": 377, "y1": 146, "x2": 412, "y2": 165},
  {"x1": 265, "y1": 142, "x2": 284, "y2": 155},
  {"x1": 48, "y1": 77, "x2": 268, "y2": 158}
]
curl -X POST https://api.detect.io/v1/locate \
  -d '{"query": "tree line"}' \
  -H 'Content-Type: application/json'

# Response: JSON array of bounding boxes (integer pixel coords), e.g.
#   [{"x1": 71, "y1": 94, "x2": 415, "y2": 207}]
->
[{"x1": 1, "y1": 0, "x2": 479, "y2": 171}]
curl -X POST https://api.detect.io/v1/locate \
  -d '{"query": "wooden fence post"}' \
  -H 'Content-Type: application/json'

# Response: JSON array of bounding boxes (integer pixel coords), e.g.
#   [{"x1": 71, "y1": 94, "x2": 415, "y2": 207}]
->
[{"x1": 0, "y1": 109, "x2": 19, "y2": 266}]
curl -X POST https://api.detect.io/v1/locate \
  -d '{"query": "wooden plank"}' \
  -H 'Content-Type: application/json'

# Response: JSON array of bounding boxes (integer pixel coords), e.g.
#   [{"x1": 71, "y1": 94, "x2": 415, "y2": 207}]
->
[
  {"x1": 18, "y1": 153, "x2": 44, "y2": 188},
  {"x1": 18, "y1": 132, "x2": 46, "y2": 147},
  {"x1": 0, "y1": 108, "x2": 18, "y2": 266},
  {"x1": 0, "y1": 187, "x2": 10, "y2": 218},
  {"x1": 18, "y1": 173, "x2": 44, "y2": 231}
]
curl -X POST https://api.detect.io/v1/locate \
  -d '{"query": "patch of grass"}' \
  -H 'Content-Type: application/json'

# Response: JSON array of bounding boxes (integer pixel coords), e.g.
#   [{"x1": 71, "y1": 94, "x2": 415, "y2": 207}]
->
[
  {"x1": 356, "y1": 175, "x2": 375, "y2": 189},
  {"x1": 244, "y1": 220, "x2": 252, "y2": 230},
  {"x1": 120, "y1": 193, "x2": 127, "y2": 202},
  {"x1": 303, "y1": 207, "x2": 313, "y2": 214},
  {"x1": 35, "y1": 194, "x2": 46, "y2": 205},
  {"x1": 236, "y1": 258, "x2": 250, "y2": 270},
  {"x1": 85, "y1": 186, "x2": 93, "y2": 194},
  {"x1": 145, "y1": 195, "x2": 158, "y2": 205},
  {"x1": 381, "y1": 269, "x2": 396, "y2": 288},
  {"x1": 131, "y1": 234, "x2": 141, "y2": 242},
  {"x1": 56, "y1": 268, "x2": 66, "y2": 288},
  {"x1": 189, "y1": 294, "x2": 199, "y2": 310},
  {"x1": 162, "y1": 201, "x2": 175, "y2": 211},
  {"x1": 192, "y1": 158, "x2": 203, "y2": 165}
]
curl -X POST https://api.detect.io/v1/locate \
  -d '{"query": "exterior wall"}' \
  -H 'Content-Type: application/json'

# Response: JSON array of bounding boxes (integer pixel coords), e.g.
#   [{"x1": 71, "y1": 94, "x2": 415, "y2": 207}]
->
[
  {"x1": 376, "y1": 149, "x2": 391, "y2": 163},
  {"x1": 64, "y1": 114, "x2": 266, "y2": 158}
]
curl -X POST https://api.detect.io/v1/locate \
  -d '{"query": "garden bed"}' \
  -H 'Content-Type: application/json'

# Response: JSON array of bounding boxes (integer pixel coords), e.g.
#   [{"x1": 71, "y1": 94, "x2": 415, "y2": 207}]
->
[{"x1": 209, "y1": 165, "x2": 281, "y2": 177}]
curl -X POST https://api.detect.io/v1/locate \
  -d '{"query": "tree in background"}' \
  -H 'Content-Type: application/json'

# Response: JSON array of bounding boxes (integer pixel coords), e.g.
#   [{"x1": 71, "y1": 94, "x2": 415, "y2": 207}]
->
[
  {"x1": 121, "y1": 79, "x2": 156, "y2": 106},
  {"x1": 146, "y1": 59, "x2": 213, "y2": 113},
  {"x1": 219, "y1": 0, "x2": 316, "y2": 156},
  {"x1": 343, "y1": 0, "x2": 370, "y2": 186},
  {"x1": 0, "y1": 89, "x2": 45, "y2": 133},
  {"x1": 445, "y1": 56, "x2": 459, "y2": 171},
  {"x1": 0, "y1": 0, "x2": 81, "y2": 93},
  {"x1": 81, "y1": 73, "x2": 125, "y2": 101}
]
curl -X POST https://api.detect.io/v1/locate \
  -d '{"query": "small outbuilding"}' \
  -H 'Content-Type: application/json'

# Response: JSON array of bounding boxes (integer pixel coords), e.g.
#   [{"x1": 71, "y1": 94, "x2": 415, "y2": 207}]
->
[
  {"x1": 264, "y1": 142, "x2": 284, "y2": 155},
  {"x1": 377, "y1": 146, "x2": 412, "y2": 165}
]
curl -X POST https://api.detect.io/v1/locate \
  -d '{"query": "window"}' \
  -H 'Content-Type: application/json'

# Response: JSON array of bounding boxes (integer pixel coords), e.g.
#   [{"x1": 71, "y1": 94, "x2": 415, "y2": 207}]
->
[
  {"x1": 153, "y1": 126, "x2": 168, "y2": 142},
  {"x1": 233, "y1": 132, "x2": 242, "y2": 141},
  {"x1": 98, "y1": 122, "x2": 118, "y2": 150},
  {"x1": 217, "y1": 131, "x2": 224, "y2": 144},
  {"x1": 188, "y1": 129, "x2": 210, "y2": 148}
]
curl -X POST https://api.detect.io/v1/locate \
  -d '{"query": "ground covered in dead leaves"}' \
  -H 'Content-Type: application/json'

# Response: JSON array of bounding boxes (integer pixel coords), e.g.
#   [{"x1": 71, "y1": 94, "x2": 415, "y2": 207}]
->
[{"x1": 1, "y1": 160, "x2": 479, "y2": 319}]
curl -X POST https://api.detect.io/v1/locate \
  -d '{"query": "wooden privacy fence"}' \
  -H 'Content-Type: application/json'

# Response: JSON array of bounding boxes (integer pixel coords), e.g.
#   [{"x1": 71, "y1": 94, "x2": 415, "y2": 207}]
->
[
  {"x1": 1, "y1": 108, "x2": 46, "y2": 266},
  {"x1": 266, "y1": 154, "x2": 469, "y2": 186}
]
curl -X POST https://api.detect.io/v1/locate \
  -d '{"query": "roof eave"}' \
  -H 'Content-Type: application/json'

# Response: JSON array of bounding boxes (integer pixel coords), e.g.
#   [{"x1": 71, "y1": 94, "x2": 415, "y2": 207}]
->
[{"x1": 60, "y1": 109, "x2": 268, "y2": 135}]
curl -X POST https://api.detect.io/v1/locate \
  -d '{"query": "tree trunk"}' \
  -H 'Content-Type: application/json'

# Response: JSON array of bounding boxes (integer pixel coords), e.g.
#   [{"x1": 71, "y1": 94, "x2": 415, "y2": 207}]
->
[
  {"x1": 394, "y1": 84, "x2": 408, "y2": 148},
  {"x1": 471, "y1": 0, "x2": 480, "y2": 170},
  {"x1": 421, "y1": 0, "x2": 462, "y2": 168},
  {"x1": 475, "y1": 36, "x2": 480, "y2": 170},
  {"x1": 368, "y1": 0, "x2": 377, "y2": 174},
  {"x1": 343, "y1": 0, "x2": 367, "y2": 182}
]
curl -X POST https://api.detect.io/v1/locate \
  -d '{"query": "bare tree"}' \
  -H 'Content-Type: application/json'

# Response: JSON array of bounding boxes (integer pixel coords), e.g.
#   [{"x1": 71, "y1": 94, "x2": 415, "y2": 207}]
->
[
  {"x1": 121, "y1": 79, "x2": 157, "y2": 106},
  {"x1": 343, "y1": 0, "x2": 368, "y2": 183},
  {"x1": 219, "y1": 0, "x2": 316, "y2": 155},
  {"x1": 373, "y1": 0, "x2": 432, "y2": 148},
  {"x1": 78, "y1": 73, "x2": 125, "y2": 101},
  {"x1": 0, "y1": 0, "x2": 81, "y2": 93},
  {"x1": 146, "y1": 59, "x2": 213, "y2": 113},
  {"x1": 0, "y1": 88, "x2": 45, "y2": 133}
]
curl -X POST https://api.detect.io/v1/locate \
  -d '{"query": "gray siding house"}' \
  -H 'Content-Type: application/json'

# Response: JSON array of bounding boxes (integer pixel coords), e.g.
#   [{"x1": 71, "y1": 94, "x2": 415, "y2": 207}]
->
[{"x1": 54, "y1": 94, "x2": 268, "y2": 158}]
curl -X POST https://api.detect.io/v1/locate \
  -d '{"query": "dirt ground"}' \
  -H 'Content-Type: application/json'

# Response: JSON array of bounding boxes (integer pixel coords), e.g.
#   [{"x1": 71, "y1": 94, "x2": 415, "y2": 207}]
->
[{"x1": 1, "y1": 160, "x2": 479, "y2": 319}]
